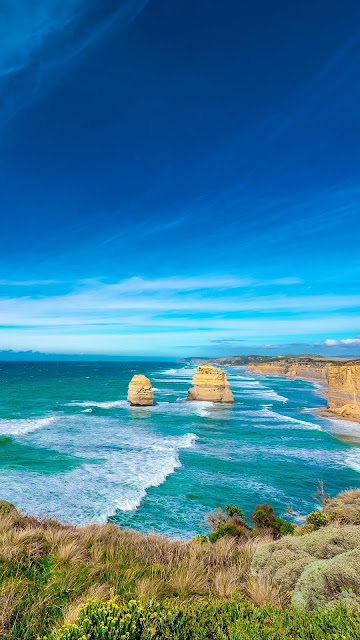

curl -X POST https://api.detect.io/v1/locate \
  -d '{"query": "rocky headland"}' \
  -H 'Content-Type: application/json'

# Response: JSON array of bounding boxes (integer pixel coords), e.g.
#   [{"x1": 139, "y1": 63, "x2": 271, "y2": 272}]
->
[
  {"x1": 322, "y1": 361, "x2": 360, "y2": 423},
  {"x1": 244, "y1": 356, "x2": 360, "y2": 424},
  {"x1": 187, "y1": 364, "x2": 234, "y2": 403},
  {"x1": 127, "y1": 374, "x2": 154, "y2": 406},
  {"x1": 246, "y1": 357, "x2": 330, "y2": 381}
]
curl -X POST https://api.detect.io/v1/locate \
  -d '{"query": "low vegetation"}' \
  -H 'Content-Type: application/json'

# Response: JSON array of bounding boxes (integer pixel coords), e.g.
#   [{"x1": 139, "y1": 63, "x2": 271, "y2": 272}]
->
[
  {"x1": 56, "y1": 597, "x2": 360, "y2": 640},
  {"x1": 0, "y1": 486, "x2": 360, "y2": 638}
]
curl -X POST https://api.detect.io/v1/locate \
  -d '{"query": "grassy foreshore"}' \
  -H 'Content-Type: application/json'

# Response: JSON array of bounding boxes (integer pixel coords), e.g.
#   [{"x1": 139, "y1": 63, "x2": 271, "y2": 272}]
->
[{"x1": 1, "y1": 489, "x2": 360, "y2": 639}]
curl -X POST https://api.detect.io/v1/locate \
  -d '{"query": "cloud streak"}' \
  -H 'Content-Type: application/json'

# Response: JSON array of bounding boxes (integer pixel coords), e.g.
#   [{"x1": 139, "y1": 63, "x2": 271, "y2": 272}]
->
[{"x1": 0, "y1": 275, "x2": 359, "y2": 356}]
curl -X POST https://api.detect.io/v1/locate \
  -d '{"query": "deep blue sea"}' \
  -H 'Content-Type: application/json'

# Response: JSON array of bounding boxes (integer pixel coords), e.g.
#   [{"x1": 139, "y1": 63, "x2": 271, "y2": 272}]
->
[{"x1": 0, "y1": 361, "x2": 359, "y2": 538}]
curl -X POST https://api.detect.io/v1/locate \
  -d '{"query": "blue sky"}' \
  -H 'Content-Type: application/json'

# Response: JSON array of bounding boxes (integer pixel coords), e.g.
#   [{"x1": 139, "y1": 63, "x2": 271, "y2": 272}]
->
[{"x1": 0, "y1": 0, "x2": 360, "y2": 357}]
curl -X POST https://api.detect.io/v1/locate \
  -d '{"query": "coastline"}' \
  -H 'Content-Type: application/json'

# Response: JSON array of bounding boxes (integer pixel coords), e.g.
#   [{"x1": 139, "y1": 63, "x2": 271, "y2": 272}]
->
[{"x1": 239, "y1": 359, "x2": 360, "y2": 427}]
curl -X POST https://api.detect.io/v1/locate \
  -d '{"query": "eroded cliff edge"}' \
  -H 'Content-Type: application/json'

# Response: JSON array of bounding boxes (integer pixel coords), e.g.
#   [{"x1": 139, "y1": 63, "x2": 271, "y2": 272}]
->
[
  {"x1": 323, "y1": 362, "x2": 360, "y2": 423},
  {"x1": 246, "y1": 358, "x2": 360, "y2": 424},
  {"x1": 247, "y1": 358, "x2": 330, "y2": 381}
]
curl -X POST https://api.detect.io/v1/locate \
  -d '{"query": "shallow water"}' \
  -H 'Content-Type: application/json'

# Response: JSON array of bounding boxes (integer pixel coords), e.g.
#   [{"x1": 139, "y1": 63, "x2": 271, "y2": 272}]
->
[{"x1": 0, "y1": 361, "x2": 359, "y2": 538}]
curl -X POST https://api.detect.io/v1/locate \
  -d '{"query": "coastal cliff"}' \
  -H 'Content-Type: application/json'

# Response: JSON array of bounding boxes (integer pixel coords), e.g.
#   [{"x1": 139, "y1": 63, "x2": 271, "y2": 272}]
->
[
  {"x1": 246, "y1": 357, "x2": 360, "y2": 423},
  {"x1": 324, "y1": 361, "x2": 360, "y2": 423},
  {"x1": 247, "y1": 358, "x2": 330, "y2": 381}
]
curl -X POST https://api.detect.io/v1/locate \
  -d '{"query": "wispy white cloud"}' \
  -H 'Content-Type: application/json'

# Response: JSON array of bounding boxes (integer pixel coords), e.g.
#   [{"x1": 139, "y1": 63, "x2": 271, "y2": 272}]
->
[
  {"x1": 0, "y1": 275, "x2": 358, "y2": 353},
  {"x1": 323, "y1": 336, "x2": 360, "y2": 346},
  {"x1": 93, "y1": 275, "x2": 303, "y2": 293}
]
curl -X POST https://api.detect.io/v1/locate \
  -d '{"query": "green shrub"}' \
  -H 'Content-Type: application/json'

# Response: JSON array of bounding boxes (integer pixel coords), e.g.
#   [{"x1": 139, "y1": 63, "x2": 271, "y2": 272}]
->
[
  {"x1": 323, "y1": 489, "x2": 360, "y2": 525},
  {"x1": 278, "y1": 520, "x2": 296, "y2": 536},
  {"x1": 251, "y1": 537, "x2": 314, "y2": 591},
  {"x1": 0, "y1": 500, "x2": 16, "y2": 515},
  {"x1": 250, "y1": 504, "x2": 295, "y2": 538},
  {"x1": 297, "y1": 526, "x2": 360, "y2": 559},
  {"x1": 208, "y1": 522, "x2": 244, "y2": 543},
  {"x1": 305, "y1": 510, "x2": 329, "y2": 529},
  {"x1": 55, "y1": 597, "x2": 360, "y2": 640},
  {"x1": 206, "y1": 504, "x2": 252, "y2": 543},
  {"x1": 191, "y1": 534, "x2": 209, "y2": 544},
  {"x1": 252, "y1": 525, "x2": 360, "y2": 609},
  {"x1": 225, "y1": 505, "x2": 244, "y2": 518},
  {"x1": 250, "y1": 503, "x2": 275, "y2": 529},
  {"x1": 292, "y1": 548, "x2": 360, "y2": 610}
]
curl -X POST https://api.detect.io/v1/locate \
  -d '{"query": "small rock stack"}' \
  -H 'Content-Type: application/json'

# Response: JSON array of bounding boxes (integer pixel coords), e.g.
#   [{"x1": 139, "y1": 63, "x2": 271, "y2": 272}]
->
[
  {"x1": 187, "y1": 364, "x2": 234, "y2": 403},
  {"x1": 127, "y1": 375, "x2": 154, "y2": 406}
]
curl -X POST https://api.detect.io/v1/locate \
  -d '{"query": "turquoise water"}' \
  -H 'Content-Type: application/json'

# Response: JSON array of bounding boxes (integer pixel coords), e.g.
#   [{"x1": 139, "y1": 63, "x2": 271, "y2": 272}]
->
[{"x1": 0, "y1": 361, "x2": 360, "y2": 538}]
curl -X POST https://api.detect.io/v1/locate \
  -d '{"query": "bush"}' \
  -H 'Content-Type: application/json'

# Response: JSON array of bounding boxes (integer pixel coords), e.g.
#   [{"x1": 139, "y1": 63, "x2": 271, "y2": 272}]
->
[
  {"x1": 225, "y1": 505, "x2": 244, "y2": 518},
  {"x1": 206, "y1": 504, "x2": 252, "y2": 543},
  {"x1": 323, "y1": 489, "x2": 360, "y2": 525},
  {"x1": 251, "y1": 526, "x2": 360, "y2": 609},
  {"x1": 292, "y1": 548, "x2": 360, "y2": 610},
  {"x1": 278, "y1": 521, "x2": 296, "y2": 536},
  {"x1": 250, "y1": 503, "x2": 275, "y2": 529},
  {"x1": 0, "y1": 500, "x2": 16, "y2": 516},
  {"x1": 208, "y1": 523, "x2": 247, "y2": 543},
  {"x1": 191, "y1": 534, "x2": 208, "y2": 544},
  {"x1": 305, "y1": 510, "x2": 329, "y2": 529},
  {"x1": 297, "y1": 526, "x2": 360, "y2": 559},
  {"x1": 251, "y1": 537, "x2": 314, "y2": 591},
  {"x1": 55, "y1": 597, "x2": 360, "y2": 640},
  {"x1": 250, "y1": 504, "x2": 295, "y2": 538}
]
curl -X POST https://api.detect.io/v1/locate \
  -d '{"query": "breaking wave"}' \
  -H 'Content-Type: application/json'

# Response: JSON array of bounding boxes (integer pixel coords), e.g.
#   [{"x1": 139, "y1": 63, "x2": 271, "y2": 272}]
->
[{"x1": 0, "y1": 416, "x2": 56, "y2": 436}]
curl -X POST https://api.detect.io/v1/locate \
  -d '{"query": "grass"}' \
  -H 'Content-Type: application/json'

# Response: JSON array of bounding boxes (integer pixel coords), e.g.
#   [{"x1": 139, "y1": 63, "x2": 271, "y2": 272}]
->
[
  {"x1": 1, "y1": 497, "x2": 360, "y2": 638},
  {"x1": 0, "y1": 506, "x2": 275, "y2": 639}
]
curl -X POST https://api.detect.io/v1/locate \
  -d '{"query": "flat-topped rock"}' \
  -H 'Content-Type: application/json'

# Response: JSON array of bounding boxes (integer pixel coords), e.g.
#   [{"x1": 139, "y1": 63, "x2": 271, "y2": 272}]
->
[
  {"x1": 187, "y1": 364, "x2": 234, "y2": 403},
  {"x1": 127, "y1": 374, "x2": 154, "y2": 406}
]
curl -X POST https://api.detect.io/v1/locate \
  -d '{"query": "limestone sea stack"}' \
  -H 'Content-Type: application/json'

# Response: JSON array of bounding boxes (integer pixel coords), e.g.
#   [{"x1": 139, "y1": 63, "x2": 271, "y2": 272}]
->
[
  {"x1": 127, "y1": 374, "x2": 154, "y2": 406},
  {"x1": 187, "y1": 364, "x2": 234, "y2": 403}
]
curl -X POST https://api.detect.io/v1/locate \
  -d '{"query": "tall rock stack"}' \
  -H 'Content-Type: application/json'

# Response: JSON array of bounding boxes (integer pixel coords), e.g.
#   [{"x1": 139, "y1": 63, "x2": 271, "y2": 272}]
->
[
  {"x1": 187, "y1": 365, "x2": 234, "y2": 403},
  {"x1": 127, "y1": 375, "x2": 154, "y2": 406}
]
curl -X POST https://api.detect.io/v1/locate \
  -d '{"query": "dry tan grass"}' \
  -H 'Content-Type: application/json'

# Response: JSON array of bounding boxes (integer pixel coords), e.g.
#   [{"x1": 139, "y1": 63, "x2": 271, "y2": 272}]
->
[
  {"x1": 56, "y1": 539, "x2": 90, "y2": 564},
  {"x1": 61, "y1": 583, "x2": 111, "y2": 627},
  {"x1": 245, "y1": 574, "x2": 288, "y2": 608},
  {"x1": 212, "y1": 566, "x2": 243, "y2": 598},
  {"x1": 0, "y1": 577, "x2": 32, "y2": 633},
  {"x1": 134, "y1": 575, "x2": 172, "y2": 602},
  {"x1": 0, "y1": 501, "x2": 288, "y2": 639},
  {"x1": 168, "y1": 559, "x2": 209, "y2": 600}
]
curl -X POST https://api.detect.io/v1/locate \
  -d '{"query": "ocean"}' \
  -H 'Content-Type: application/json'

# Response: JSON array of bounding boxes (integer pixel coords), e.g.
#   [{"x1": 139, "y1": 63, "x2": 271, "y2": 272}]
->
[{"x1": 0, "y1": 360, "x2": 359, "y2": 538}]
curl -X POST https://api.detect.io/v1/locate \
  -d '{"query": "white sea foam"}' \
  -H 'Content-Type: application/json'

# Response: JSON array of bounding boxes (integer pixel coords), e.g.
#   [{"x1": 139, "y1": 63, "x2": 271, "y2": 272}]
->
[
  {"x1": 0, "y1": 416, "x2": 56, "y2": 436},
  {"x1": 345, "y1": 449, "x2": 360, "y2": 473},
  {"x1": 159, "y1": 367, "x2": 194, "y2": 377},
  {"x1": 238, "y1": 407, "x2": 320, "y2": 430},
  {"x1": 235, "y1": 388, "x2": 288, "y2": 402},
  {"x1": 67, "y1": 400, "x2": 128, "y2": 409},
  {"x1": 229, "y1": 380, "x2": 263, "y2": 388},
  {"x1": 0, "y1": 414, "x2": 197, "y2": 524}
]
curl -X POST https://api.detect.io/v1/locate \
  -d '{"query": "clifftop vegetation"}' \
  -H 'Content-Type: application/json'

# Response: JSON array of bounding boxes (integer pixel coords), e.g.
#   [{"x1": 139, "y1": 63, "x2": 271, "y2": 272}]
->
[{"x1": 1, "y1": 487, "x2": 360, "y2": 639}]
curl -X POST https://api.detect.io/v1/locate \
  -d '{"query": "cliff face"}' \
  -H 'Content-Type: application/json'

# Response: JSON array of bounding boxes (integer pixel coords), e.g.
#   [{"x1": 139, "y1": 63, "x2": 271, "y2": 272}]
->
[
  {"x1": 247, "y1": 359, "x2": 329, "y2": 381},
  {"x1": 246, "y1": 358, "x2": 360, "y2": 423},
  {"x1": 326, "y1": 362, "x2": 360, "y2": 422},
  {"x1": 187, "y1": 364, "x2": 234, "y2": 403}
]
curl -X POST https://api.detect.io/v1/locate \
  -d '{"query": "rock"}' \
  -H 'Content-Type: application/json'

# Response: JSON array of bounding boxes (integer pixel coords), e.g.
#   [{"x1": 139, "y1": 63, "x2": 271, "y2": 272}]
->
[
  {"x1": 247, "y1": 358, "x2": 330, "y2": 381},
  {"x1": 127, "y1": 375, "x2": 154, "y2": 406},
  {"x1": 326, "y1": 361, "x2": 360, "y2": 423},
  {"x1": 187, "y1": 365, "x2": 234, "y2": 403}
]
